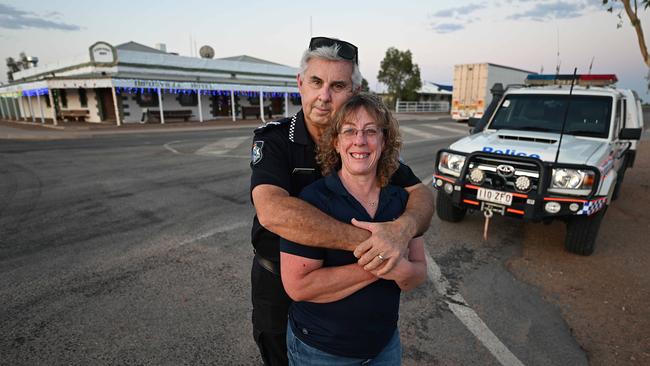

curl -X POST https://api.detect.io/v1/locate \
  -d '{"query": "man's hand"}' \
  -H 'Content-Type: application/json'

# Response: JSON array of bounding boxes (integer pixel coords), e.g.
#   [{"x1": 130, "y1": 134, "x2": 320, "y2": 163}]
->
[
  {"x1": 369, "y1": 257, "x2": 405, "y2": 280},
  {"x1": 351, "y1": 218, "x2": 415, "y2": 275}
]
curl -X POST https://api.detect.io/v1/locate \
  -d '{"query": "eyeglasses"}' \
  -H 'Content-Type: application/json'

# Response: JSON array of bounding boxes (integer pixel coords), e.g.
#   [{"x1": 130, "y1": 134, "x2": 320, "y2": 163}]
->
[
  {"x1": 309, "y1": 36, "x2": 359, "y2": 65},
  {"x1": 339, "y1": 127, "x2": 382, "y2": 139}
]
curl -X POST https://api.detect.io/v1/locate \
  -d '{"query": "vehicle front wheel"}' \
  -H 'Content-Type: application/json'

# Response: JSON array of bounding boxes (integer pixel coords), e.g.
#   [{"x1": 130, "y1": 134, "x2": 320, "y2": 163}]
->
[
  {"x1": 564, "y1": 207, "x2": 607, "y2": 256},
  {"x1": 436, "y1": 191, "x2": 466, "y2": 222}
]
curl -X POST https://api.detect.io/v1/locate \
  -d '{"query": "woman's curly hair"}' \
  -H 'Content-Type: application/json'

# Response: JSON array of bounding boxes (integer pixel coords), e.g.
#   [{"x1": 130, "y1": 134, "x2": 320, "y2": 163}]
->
[{"x1": 317, "y1": 92, "x2": 402, "y2": 187}]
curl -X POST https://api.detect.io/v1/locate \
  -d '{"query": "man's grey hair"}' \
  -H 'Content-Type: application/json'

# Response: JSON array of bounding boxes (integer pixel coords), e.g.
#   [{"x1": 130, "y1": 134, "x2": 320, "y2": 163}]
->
[{"x1": 299, "y1": 44, "x2": 363, "y2": 91}]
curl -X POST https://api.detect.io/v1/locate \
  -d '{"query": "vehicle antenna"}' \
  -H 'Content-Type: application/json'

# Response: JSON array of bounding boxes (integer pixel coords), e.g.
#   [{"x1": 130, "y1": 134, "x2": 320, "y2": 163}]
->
[
  {"x1": 554, "y1": 67, "x2": 578, "y2": 164},
  {"x1": 588, "y1": 56, "x2": 595, "y2": 74},
  {"x1": 555, "y1": 27, "x2": 561, "y2": 75}
]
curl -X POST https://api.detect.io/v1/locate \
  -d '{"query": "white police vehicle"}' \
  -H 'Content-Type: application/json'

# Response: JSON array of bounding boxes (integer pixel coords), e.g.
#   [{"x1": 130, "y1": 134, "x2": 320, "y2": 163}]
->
[{"x1": 433, "y1": 74, "x2": 644, "y2": 255}]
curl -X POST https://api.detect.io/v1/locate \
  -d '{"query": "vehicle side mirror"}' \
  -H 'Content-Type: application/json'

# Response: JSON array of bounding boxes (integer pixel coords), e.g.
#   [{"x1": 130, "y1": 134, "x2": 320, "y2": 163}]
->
[
  {"x1": 468, "y1": 117, "x2": 480, "y2": 127},
  {"x1": 619, "y1": 128, "x2": 642, "y2": 140}
]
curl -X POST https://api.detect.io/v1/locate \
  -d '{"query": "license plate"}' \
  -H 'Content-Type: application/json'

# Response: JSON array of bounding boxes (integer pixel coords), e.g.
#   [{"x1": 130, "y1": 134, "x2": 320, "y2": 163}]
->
[{"x1": 477, "y1": 188, "x2": 513, "y2": 206}]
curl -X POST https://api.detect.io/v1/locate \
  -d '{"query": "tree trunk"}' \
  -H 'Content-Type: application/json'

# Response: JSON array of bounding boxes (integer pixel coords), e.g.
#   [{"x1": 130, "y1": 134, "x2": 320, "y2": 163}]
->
[{"x1": 622, "y1": 0, "x2": 650, "y2": 68}]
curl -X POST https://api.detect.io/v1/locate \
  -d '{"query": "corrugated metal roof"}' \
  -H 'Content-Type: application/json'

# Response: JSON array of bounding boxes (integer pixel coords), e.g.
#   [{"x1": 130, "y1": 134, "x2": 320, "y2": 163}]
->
[
  {"x1": 418, "y1": 81, "x2": 453, "y2": 94},
  {"x1": 216, "y1": 55, "x2": 287, "y2": 66},
  {"x1": 9, "y1": 41, "x2": 298, "y2": 83},
  {"x1": 116, "y1": 41, "x2": 168, "y2": 54},
  {"x1": 117, "y1": 50, "x2": 297, "y2": 77}
]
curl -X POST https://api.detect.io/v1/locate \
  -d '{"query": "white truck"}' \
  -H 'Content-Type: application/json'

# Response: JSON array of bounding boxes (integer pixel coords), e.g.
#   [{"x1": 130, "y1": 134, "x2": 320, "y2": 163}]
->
[
  {"x1": 451, "y1": 63, "x2": 533, "y2": 121},
  {"x1": 434, "y1": 74, "x2": 644, "y2": 255}
]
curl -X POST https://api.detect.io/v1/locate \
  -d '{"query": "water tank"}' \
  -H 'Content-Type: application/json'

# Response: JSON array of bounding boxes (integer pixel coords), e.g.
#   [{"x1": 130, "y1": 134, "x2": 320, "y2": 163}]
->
[
  {"x1": 199, "y1": 45, "x2": 215, "y2": 59},
  {"x1": 27, "y1": 56, "x2": 38, "y2": 67},
  {"x1": 155, "y1": 43, "x2": 167, "y2": 52}
]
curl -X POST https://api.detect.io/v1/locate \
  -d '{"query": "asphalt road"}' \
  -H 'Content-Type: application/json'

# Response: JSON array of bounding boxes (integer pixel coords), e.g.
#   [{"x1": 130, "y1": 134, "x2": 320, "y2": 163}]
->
[{"x1": 0, "y1": 117, "x2": 601, "y2": 365}]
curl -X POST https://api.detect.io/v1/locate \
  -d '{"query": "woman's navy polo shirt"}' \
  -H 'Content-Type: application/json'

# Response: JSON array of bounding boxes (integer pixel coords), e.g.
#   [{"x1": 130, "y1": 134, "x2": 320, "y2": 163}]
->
[{"x1": 280, "y1": 172, "x2": 409, "y2": 359}]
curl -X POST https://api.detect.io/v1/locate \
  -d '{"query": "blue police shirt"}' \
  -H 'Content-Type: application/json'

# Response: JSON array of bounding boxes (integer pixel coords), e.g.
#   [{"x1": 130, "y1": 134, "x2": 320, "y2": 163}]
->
[{"x1": 280, "y1": 172, "x2": 408, "y2": 358}]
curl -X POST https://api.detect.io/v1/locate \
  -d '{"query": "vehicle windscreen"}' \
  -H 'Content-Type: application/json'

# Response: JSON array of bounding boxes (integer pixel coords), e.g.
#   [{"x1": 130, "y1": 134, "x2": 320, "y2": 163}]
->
[{"x1": 489, "y1": 94, "x2": 612, "y2": 138}]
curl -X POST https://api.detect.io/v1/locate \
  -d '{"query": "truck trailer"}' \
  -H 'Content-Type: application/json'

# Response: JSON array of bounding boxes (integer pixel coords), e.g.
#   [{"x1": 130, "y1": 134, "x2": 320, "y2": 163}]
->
[{"x1": 451, "y1": 63, "x2": 534, "y2": 121}]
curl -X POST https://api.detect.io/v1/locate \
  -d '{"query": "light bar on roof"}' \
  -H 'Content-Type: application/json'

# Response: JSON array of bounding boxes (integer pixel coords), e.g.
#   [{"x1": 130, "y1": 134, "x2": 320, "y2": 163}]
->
[{"x1": 525, "y1": 74, "x2": 617, "y2": 87}]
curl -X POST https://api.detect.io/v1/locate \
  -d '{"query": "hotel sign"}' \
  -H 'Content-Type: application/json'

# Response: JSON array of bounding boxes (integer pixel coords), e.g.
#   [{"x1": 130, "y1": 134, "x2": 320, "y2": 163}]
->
[
  {"x1": 112, "y1": 79, "x2": 298, "y2": 93},
  {"x1": 132, "y1": 79, "x2": 214, "y2": 90},
  {"x1": 89, "y1": 41, "x2": 117, "y2": 64}
]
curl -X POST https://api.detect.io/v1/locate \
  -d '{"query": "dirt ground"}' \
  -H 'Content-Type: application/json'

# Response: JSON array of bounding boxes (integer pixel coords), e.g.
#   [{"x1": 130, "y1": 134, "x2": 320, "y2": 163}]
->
[{"x1": 508, "y1": 144, "x2": 650, "y2": 365}]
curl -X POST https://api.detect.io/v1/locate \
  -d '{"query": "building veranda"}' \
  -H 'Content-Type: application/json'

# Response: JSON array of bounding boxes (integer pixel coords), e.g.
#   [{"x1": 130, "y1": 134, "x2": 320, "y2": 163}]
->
[{"x1": 0, "y1": 41, "x2": 301, "y2": 126}]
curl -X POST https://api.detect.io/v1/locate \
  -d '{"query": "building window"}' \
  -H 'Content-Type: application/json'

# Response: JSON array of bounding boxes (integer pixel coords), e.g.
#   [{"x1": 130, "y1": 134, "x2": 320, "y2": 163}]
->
[
  {"x1": 135, "y1": 91, "x2": 159, "y2": 107},
  {"x1": 59, "y1": 90, "x2": 68, "y2": 108},
  {"x1": 177, "y1": 92, "x2": 197, "y2": 106},
  {"x1": 45, "y1": 93, "x2": 51, "y2": 107},
  {"x1": 79, "y1": 88, "x2": 88, "y2": 107}
]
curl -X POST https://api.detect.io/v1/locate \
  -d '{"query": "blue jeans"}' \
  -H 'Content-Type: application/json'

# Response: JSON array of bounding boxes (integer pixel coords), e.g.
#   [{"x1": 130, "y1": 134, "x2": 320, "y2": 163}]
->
[{"x1": 286, "y1": 321, "x2": 401, "y2": 365}]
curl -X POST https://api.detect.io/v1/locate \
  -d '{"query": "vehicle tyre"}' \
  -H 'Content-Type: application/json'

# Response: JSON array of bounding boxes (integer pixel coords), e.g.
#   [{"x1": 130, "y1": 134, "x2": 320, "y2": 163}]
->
[
  {"x1": 436, "y1": 191, "x2": 466, "y2": 222},
  {"x1": 564, "y1": 207, "x2": 607, "y2": 256}
]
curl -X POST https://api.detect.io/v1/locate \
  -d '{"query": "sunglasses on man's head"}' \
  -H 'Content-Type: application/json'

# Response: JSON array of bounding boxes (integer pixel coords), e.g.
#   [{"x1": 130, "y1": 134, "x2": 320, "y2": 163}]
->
[{"x1": 309, "y1": 37, "x2": 359, "y2": 65}]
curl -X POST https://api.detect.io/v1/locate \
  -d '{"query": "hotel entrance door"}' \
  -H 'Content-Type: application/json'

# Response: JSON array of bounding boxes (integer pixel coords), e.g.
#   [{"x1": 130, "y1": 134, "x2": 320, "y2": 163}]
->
[{"x1": 96, "y1": 88, "x2": 116, "y2": 121}]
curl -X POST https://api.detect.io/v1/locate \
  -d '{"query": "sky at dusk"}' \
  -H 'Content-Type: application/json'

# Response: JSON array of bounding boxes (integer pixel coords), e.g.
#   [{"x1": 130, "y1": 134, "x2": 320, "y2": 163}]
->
[{"x1": 0, "y1": 0, "x2": 648, "y2": 99}]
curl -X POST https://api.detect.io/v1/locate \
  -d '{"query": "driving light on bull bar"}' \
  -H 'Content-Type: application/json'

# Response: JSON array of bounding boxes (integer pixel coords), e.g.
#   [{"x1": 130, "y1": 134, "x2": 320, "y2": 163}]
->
[
  {"x1": 569, "y1": 203, "x2": 580, "y2": 212},
  {"x1": 515, "y1": 176, "x2": 532, "y2": 192},
  {"x1": 438, "y1": 152, "x2": 466, "y2": 177},
  {"x1": 544, "y1": 201, "x2": 561, "y2": 214},
  {"x1": 444, "y1": 182, "x2": 454, "y2": 194},
  {"x1": 469, "y1": 168, "x2": 485, "y2": 184}
]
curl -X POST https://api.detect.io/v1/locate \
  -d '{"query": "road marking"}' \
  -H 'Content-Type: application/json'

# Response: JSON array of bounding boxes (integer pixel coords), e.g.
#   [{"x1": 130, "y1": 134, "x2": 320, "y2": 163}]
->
[
  {"x1": 400, "y1": 126, "x2": 440, "y2": 140},
  {"x1": 397, "y1": 114, "x2": 447, "y2": 121},
  {"x1": 178, "y1": 222, "x2": 249, "y2": 246},
  {"x1": 212, "y1": 154, "x2": 251, "y2": 159},
  {"x1": 403, "y1": 135, "x2": 460, "y2": 145},
  {"x1": 163, "y1": 140, "x2": 183, "y2": 154},
  {"x1": 425, "y1": 251, "x2": 525, "y2": 366},
  {"x1": 422, "y1": 124, "x2": 469, "y2": 134},
  {"x1": 422, "y1": 175, "x2": 433, "y2": 187},
  {"x1": 195, "y1": 136, "x2": 249, "y2": 156}
]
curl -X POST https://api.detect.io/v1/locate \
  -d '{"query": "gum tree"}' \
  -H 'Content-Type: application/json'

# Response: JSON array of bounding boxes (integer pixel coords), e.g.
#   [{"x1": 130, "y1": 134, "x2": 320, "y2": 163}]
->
[
  {"x1": 604, "y1": 0, "x2": 650, "y2": 85},
  {"x1": 377, "y1": 47, "x2": 422, "y2": 102}
]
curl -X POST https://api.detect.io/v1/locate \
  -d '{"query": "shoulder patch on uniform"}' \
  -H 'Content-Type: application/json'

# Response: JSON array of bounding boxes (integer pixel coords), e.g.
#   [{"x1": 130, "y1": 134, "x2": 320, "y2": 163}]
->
[{"x1": 251, "y1": 141, "x2": 264, "y2": 165}]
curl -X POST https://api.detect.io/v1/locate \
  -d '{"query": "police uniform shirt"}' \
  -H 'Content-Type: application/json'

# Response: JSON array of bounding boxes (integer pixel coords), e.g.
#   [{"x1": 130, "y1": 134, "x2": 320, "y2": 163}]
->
[{"x1": 250, "y1": 110, "x2": 421, "y2": 263}]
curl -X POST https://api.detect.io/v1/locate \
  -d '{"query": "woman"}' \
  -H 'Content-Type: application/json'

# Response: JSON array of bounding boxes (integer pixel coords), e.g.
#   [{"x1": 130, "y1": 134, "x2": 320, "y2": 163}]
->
[{"x1": 280, "y1": 92, "x2": 427, "y2": 365}]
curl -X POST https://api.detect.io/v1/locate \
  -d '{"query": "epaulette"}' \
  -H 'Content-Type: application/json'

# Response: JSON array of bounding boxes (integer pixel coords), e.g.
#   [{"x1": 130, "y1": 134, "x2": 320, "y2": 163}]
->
[{"x1": 253, "y1": 117, "x2": 291, "y2": 134}]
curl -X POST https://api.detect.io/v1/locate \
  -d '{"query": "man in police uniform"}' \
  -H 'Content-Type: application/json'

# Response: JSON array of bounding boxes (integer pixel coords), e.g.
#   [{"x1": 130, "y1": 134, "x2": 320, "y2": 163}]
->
[{"x1": 250, "y1": 37, "x2": 434, "y2": 365}]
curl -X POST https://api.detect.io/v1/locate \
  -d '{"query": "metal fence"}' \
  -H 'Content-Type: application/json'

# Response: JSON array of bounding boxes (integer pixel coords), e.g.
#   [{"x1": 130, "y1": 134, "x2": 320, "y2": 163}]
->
[{"x1": 395, "y1": 101, "x2": 450, "y2": 113}]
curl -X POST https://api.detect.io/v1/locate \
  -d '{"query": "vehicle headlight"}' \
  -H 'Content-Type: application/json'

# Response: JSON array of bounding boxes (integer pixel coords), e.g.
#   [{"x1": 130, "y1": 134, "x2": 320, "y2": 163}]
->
[
  {"x1": 438, "y1": 152, "x2": 466, "y2": 177},
  {"x1": 550, "y1": 168, "x2": 596, "y2": 193}
]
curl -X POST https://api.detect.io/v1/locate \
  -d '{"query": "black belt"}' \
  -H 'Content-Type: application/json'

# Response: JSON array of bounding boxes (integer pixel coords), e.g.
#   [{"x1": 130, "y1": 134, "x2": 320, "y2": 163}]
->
[{"x1": 255, "y1": 253, "x2": 280, "y2": 276}]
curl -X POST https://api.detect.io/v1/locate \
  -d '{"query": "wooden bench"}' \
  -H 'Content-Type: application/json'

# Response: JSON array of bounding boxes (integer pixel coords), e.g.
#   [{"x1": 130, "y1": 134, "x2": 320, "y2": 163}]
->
[
  {"x1": 144, "y1": 109, "x2": 193, "y2": 123},
  {"x1": 241, "y1": 106, "x2": 273, "y2": 120},
  {"x1": 60, "y1": 109, "x2": 89, "y2": 122}
]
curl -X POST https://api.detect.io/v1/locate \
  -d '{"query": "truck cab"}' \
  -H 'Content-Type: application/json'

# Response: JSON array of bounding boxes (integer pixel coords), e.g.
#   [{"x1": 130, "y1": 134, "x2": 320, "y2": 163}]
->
[{"x1": 433, "y1": 74, "x2": 644, "y2": 255}]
